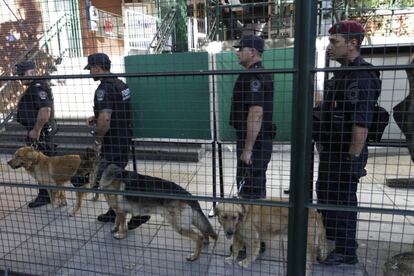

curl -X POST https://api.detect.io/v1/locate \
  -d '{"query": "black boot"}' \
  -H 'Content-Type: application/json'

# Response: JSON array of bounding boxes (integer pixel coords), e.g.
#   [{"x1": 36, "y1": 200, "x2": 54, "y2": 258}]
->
[
  {"x1": 28, "y1": 189, "x2": 50, "y2": 208},
  {"x1": 128, "y1": 215, "x2": 151, "y2": 230},
  {"x1": 97, "y1": 208, "x2": 117, "y2": 223}
]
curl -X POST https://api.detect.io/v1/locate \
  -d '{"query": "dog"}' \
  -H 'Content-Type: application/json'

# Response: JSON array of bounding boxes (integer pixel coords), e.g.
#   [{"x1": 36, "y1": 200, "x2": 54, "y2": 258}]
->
[
  {"x1": 99, "y1": 164, "x2": 218, "y2": 261},
  {"x1": 8, "y1": 146, "x2": 81, "y2": 209},
  {"x1": 383, "y1": 251, "x2": 414, "y2": 276},
  {"x1": 215, "y1": 198, "x2": 328, "y2": 275},
  {"x1": 69, "y1": 147, "x2": 100, "y2": 216}
]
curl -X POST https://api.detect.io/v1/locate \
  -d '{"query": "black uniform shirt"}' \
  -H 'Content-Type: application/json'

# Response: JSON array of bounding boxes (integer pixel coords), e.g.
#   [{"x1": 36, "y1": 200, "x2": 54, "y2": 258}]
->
[
  {"x1": 320, "y1": 56, "x2": 380, "y2": 150},
  {"x1": 93, "y1": 76, "x2": 132, "y2": 146},
  {"x1": 230, "y1": 61, "x2": 274, "y2": 140},
  {"x1": 16, "y1": 80, "x2": 54, "y2": 130}
]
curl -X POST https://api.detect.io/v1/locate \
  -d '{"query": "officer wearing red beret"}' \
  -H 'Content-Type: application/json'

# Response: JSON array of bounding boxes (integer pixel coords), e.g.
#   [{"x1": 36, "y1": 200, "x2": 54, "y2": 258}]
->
[{"x1": 314, "y1": 20, "x2": 381, "y2": 265}]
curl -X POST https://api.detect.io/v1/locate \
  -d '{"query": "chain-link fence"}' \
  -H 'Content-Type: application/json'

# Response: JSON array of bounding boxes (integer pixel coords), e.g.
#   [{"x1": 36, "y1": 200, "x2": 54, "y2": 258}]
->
[{"x1": 0, "y1": 1, "x2": 413, "y2": 276}]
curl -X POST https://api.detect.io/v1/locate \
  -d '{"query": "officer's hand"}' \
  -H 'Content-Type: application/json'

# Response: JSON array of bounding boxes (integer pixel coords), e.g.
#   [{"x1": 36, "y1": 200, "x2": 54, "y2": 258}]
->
[
  {"x1": 240, "y1": 150, "x2": 252, "y2": 165},
  {"x1": 87, "y1": 116, "x2": 95, "y2": 126},
  {"x1": 28, "y1": 129, "x2": 40, "y2": 140}
]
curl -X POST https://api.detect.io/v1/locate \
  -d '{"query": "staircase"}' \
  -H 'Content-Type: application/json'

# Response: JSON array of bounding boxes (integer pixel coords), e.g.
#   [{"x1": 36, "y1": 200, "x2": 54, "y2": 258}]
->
[
  {"x1": 0, "y1": 119, "x2": 204, "y2": 162},
  {"x1": 147, "y1": 8, "x2": 177, "y2": 54}
]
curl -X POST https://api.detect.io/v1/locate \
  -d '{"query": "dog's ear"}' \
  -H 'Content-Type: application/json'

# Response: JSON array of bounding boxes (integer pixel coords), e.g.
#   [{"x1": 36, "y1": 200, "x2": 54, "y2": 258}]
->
[
  {"x1": 24, "y1": 148, "x2": 39, "y2": 162},
  {"x1": 238, "y1": 204, "x2": 247, "y2": 219},
  {"x1": 213, "y1": 206, "x2": 219, "y2": 217}
]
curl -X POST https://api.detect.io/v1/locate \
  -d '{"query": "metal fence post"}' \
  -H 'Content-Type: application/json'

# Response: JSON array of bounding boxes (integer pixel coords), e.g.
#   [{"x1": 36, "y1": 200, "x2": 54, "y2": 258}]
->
[{"x1": 287, "y1": 0, "x2": 317, "y2": 275}]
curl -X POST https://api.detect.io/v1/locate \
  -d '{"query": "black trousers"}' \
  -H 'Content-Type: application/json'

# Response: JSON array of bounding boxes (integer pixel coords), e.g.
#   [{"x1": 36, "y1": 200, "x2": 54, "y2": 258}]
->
[
  {"x1": 26, "y1": 132, "x2": 56, "y2": 196},
  {"x1": 316, "y1": 152, "x2": 359, "y2": 256},
  {"x1": 94, "y1": 141, "x2": 130, "y2": 187},
  {"x1": 236, "y1": 139, "x2": 272, "y2": 199}
]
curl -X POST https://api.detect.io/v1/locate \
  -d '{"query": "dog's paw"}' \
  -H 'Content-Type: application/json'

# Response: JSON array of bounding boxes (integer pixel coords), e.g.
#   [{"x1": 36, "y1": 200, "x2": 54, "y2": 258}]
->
[
  {"x1": 111, "y1": 226, "x2": 119, "y2": 233},
  {"x1": 113, "y1": 232, "x2": 127, "y2": 239},
  {"x1": 68, "y1": 211, "x2": 75, "y2": 217},
  {"x1": 92, "y1": 194, "x2": 99, "y2": 201},
  {"x1": 186, "y1": 253, "x2": 199, "y2": 262},
  {"x1": 225, "y1": 256, "x2": 235, "y2": 264},
  {"x1": 238, "y1": 259, "x2": 252, "y2": 268}
]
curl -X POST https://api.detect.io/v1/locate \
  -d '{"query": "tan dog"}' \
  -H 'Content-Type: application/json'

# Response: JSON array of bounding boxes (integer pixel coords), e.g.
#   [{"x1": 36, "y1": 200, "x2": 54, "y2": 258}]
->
[
  {"x1": 215, "y1": 198, "x2": 328, "y2": 275},
  {"x1": 8, "y1": 146, "x2": 81, "y2": 210}
]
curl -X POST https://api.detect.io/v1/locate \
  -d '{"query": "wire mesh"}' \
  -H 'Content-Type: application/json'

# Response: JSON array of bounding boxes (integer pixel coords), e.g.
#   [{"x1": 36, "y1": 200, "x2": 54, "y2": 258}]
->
[{"x1": 0, "y1": 1, "x2": 413, "y2": 276}]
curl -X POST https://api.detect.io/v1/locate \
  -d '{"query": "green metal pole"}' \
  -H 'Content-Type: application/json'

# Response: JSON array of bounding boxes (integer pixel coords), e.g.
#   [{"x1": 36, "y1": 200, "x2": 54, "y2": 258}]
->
[
  {"x1": 344, "y1": 0, "x2": 349, "y2": 19},
  {"x1": 286, "y1": 0, "x2": 317, "y2": 275}
]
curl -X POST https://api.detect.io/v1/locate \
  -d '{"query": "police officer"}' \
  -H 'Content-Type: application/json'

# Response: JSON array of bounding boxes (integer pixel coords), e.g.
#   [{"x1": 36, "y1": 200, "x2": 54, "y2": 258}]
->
[
  {"x1": 231, "y1": 35, "x2": 274, "y2": 199},
  {"x1": 15, "y1": 60, "x2": 57, "y2": 208},
  {"x1": 84, "y1": 53, "x2": 150, "y2": 230},
  {"x1": 315, "y1": 21, "x2": 381, "y2": 265},
  {"x1": 230, "y1": 35, "x2": 274, "y2": 254}
]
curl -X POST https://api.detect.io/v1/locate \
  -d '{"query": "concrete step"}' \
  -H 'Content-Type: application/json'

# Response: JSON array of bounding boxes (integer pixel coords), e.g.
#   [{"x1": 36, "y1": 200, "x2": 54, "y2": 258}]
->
[
  {"x1": 0, "y1": 130, "x2": 94, "y2": 144},
  {"x1": 4, "y1": 120, "x2": 90, "y2": 133},
  {"x1": 0, "y1": 140, "x2": 204, "y2": 162},
  {"x1": 1, "y1": 120, "x2": 204, "y2": 162}
]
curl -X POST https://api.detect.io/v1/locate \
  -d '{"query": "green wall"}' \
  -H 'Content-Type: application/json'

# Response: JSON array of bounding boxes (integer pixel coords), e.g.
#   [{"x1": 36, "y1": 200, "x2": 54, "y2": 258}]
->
[
  {"x1": 125, "y1": 52, "x2": 211, "y2": 140},
  {"x1": 215, "y1": 48, "x2": 293, "y2": 141},
  {"x1": 125, "y1": 48, "x2": 293, "y2": 142}
]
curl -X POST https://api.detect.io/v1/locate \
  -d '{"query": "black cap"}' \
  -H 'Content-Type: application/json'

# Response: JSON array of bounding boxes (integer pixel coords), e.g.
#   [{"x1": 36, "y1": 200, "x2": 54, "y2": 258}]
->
[
  {"x1": 84, "y1": 53, "x2": 111, "y2": 70},
  {"x1": 15, "y1": 61, "x2": 36, "y2": 76},
  {"x1": 233, "y1": 35, "x2": 265, "y2": 52}
]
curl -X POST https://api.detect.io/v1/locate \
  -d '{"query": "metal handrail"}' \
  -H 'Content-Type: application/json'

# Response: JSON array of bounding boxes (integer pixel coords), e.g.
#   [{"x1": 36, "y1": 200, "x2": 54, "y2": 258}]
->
[
  {"x1": 0, "y1": 14, "x2": 69, "y2": 128},
  {"x1": 147, "y1": 8, "x2": 177, "y2": 54}
]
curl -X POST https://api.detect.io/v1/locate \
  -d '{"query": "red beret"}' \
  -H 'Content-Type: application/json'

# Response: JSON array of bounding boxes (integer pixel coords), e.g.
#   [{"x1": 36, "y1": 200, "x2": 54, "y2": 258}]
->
[{"x1": 328, "y1": 20, "x2": 365, "y2": 35}]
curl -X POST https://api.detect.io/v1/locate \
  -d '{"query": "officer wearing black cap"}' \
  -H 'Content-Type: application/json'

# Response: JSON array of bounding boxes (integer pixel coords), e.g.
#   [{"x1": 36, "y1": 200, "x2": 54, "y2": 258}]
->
[
  {"x1": 83, "y1": 53, "x2": 150, "y2": 230},
  {"x1": 231, "y1": 35, "x2": 273, "y2": 199},
  {"x1": 15, "y1": 60, "x2": 57, "y2": 208},
  {"x1": 314, "y1": 20, "x2": 381, "y2": 265},
  {"x1": 229, "y1": 35, "x2": 274, "y2": 255}
]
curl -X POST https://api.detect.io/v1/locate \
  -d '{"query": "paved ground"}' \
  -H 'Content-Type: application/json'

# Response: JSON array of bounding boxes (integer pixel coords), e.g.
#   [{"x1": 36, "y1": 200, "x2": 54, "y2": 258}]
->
[{"x1": 0, "y1": 146, "x2": 413, "y2": 276}]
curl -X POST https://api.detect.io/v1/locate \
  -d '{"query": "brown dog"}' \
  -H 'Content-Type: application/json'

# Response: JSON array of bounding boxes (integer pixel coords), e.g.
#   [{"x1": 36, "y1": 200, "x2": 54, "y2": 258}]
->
[
  {"x1": 215, "y1": 198, "x2": 327, "y2": 275},
  {"x1": 8, "y1": 146, "x2": 81, "y2": 210},
  {"x1": 69, "y1": 147, "x2": 100, "y2": 216}
]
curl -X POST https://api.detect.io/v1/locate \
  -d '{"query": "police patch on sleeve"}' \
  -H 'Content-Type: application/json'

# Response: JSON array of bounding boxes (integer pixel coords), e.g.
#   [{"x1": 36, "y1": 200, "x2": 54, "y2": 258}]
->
[
  {"x1": 38, "y1": 90, "x2": 48, "y2": 100},
  {"x1": 95, "y1": 89, "x2": 105, "y2": 101},
  {"x1": 250, "y1": 79, "x2": 261, "y2": 92},
  {"x1": 345, "y1": 82, "x2": 359, "y2": 104},
  {"x1": 121, "y1": 88, "x2": 131, "y2": 101}
]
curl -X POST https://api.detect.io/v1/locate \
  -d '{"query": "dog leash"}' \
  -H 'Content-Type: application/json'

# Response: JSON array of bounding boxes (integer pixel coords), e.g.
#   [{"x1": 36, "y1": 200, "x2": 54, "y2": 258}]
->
[{"x1": 237, "y1": 169, "x2": 251, "y2": 194}]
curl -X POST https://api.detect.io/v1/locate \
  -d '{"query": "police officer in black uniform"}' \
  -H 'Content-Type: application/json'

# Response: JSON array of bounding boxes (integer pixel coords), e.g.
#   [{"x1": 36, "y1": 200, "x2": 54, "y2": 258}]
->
[
  {"x1": 315, "y1": 21, "x2": 381, "y2": 265},
  {"x1": 15, "y1": 60, "x2": 57, "y2": 208},
  {"x1": 84, "y1": 53, "x2": 150, "y2": 230},
  {"x1": 231, "y1": 35, "x2": 274, "y2": 199},
  {"x1": 230, "y1": 35, "x2": 274, "y2": 255}
]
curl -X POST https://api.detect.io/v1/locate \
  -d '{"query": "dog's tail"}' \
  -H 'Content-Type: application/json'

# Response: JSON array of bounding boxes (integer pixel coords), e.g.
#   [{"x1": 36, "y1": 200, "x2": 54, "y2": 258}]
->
[
  {"x1": 190, "y1": 202, "x2": 218, "y2": 240},
  {"x1": 315, "y1": 211, "x2": 328, "y2": 262}
]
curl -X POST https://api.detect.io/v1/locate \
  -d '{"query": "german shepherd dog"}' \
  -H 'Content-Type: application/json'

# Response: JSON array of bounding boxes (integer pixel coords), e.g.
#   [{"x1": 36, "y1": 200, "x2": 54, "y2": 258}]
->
[
  {"x1": 100, "y1": 164, "x2": 218, "y2": 261},
  {"x1": 8, "y1": 146, "x2": 81, "y2": 209},
  {"x1": 215, "y1": 198, "x2": 328, "y2": 275},
  {"x1": 69, "y1": 147, "x2": 100, "y2": 216}
]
